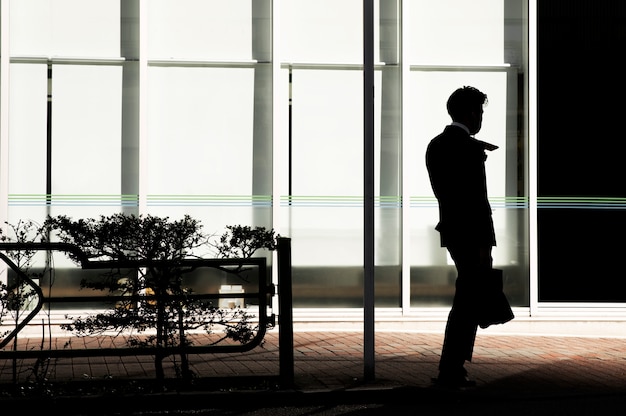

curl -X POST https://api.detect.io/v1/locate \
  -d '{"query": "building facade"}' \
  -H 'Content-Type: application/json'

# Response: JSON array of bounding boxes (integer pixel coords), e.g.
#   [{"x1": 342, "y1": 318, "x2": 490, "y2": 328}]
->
[{"x1": 0, "y1": 1, "x2": 624, "y2": 330}]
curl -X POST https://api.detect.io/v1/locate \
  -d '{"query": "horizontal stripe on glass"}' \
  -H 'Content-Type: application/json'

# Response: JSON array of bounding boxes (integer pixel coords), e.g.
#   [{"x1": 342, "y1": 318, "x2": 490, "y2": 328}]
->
[
  {"x1": 8, "y1": 195, "x2": 277, "y2": 207},
  {"x1": 13, "y1": 195, "x2": 618, "y2": 210},
  {"x1": 282, "y1": 196, "x2": 527, "y2": 209},
  {"x1": 537, "y1": 197, "x2": 626, "y2": 210},
  {"x1": 410, "y1": 196, "x2": 529, "y2": 209},
  {"x1": 9, "y1": 194, "x2": 138, "y2": 206},
  {"x1": 146, "y1": 195, "x2": 271, "y2": 207},
  {"x1": 281, "y1": 196, "x2": 407, "y2": 208}
]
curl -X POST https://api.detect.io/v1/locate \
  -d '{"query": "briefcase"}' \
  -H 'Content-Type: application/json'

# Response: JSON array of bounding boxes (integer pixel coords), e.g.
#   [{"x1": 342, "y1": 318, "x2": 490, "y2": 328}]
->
[{"x1": 477, "y1": 268, "x2": 514, "y2": 329}]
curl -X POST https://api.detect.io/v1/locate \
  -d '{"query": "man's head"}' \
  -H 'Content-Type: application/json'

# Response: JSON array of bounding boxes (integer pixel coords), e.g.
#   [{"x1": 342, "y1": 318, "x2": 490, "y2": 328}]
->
[{"x1": 446, "y1": 86, "x2": 487, "y2": 135}]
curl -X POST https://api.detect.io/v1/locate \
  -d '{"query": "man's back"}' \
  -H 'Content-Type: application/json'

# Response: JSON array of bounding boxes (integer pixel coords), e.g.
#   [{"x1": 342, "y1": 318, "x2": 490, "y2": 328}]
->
[{"x1": 425, "y1": 125, "x2": 495, "y2": 247}]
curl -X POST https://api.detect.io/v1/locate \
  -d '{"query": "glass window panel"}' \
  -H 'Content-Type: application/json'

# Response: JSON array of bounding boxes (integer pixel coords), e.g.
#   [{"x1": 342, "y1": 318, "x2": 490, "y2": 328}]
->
[
  {"x1": 283, "y1": 69, "x2": 380, "y2": 266},
  {"x1": 146, "y1": 66, "x2": 256, "y2": 231},
  {"x1": 50, "y1": 64, "x2": 123, "y2": 219},
  {"x1": 536, "y1": 1, "x2": 625, "y2": 303},
  {"x1": 408, "y1": 0, "x2": 504, "y2": 64},
  {"x1": 277, "y1": 68, "x2": 291, "y2": 197},
  {"x1": 7, "y1": 64, "x2": 49, "y2": 225},
  {"x1": 147, "y1": 67, "x2": 254, "y2": 195},
  {"x1": 10, "y1": 0, "x2": 120, "y2": 57},
  {"x1": 281, "y1": 0, "x2": 378, "y2": 64},
  {"x1": 290, "y1": 70, "x2": 367, "y2": 197},
  {"x1": 281, "y1": 65, "x2": 384, "y2": 306},
  {"x1": 148, "y1": 0, "x2": 253, "y2": 60},
  {"x1": 8, "y1": 64, "x2": 48, "y2": 196}
]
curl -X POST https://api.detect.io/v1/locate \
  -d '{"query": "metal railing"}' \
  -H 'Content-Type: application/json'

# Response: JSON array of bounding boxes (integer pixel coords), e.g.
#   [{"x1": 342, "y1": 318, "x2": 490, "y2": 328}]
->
[{"x1": 0, "y1": 237, "x2": 294, "y2": 385}]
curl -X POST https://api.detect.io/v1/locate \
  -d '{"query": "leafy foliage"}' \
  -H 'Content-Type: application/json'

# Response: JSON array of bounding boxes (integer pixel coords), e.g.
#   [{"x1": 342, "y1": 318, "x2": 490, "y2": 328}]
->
[
  {"x1": 0, "y1": 220, "x2": 49, "y2": 334},
  {"x1": 38, "y1": 214, "x2": 277, "y2": 381},
  {"x1": 45, "y1": 213, "x2": 208, "y2": 263},
  {"x1": 214, "y1": 225, "x2": 278, "y2": 259},
  {"x1": 0, "y1": 220, "x2": 52, "y2": 384}
]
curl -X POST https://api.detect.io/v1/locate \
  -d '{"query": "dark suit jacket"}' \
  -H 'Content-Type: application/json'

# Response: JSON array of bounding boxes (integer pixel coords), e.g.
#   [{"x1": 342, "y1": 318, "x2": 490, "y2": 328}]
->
[{"x1": 425, "y1": 125, "x2": 496, "y2": 247}]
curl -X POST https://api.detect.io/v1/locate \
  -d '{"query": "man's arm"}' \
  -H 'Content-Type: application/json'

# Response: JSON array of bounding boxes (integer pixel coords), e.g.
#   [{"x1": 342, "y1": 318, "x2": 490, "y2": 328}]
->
[{"x1": 474, "y1": 139, "x2": 498, "y2": 151}]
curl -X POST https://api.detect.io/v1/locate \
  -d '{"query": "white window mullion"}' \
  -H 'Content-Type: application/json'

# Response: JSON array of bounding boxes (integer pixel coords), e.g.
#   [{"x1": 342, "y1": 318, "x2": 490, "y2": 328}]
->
[
  {"x1": 0, "y1": 1, "x2": 10, "y2": 229},
  {"x1": 138, "y1": 0, "x2": 148, "y2": 214},
  {"x1": 271, "y1": 0, "x2": 282, "y2": 309},
  {"x1": 528, "y1": 0, "x2": 538, "y2": 316},
  {"x1": 401, "y1": 0, "x2": 412, "y2": 314},
  {"x1": 0, "y1": 1, "x2": 10, "y2": 284}
]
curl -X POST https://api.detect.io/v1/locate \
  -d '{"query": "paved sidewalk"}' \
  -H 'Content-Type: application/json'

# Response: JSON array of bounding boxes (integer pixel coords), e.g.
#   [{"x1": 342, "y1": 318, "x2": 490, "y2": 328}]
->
[
  {"x1": 0, "y1": 329, "x2": 626, "y2": 395},
  {"x1": 2, "y1": 329, "x2": 626, "y2": 399}
]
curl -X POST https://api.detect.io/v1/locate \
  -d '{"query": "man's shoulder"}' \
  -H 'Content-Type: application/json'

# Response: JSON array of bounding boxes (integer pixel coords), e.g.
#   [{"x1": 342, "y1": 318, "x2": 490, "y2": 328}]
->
[
  {"x1": 431, "y1": 125, "x2": 477, "y2": 147},
  {"x1": 426, "y1": 133, "x2": 448, "y2": 165},
  {"x1": 428, "y1": 127, "x2": 457, "y2": 150},
  {"x1": 431, "y1": 125, "x2": 464, "y2": 140}
]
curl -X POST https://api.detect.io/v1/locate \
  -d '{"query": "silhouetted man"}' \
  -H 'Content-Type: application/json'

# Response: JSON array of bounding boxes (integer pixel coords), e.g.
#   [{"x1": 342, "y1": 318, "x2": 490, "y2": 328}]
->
[{"x1": 426, "y1": 86, "x2": 497, "y2": 388}]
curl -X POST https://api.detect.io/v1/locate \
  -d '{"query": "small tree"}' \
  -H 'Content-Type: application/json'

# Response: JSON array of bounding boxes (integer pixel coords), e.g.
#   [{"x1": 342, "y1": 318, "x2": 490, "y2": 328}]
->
[
  {"x1": 43, "y1": 214, "x2": 277, "y2": 382},
  {"x1": 214, "y1": 225, "x2": 277, "y2": 259},
  {"x1": 0, "y1": 220, "x2": 52, "y2": 384}
]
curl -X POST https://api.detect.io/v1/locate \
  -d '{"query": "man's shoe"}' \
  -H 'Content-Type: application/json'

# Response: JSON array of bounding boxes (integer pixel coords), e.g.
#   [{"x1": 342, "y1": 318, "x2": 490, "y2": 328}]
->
[{"x1": 432, "y1": 373, "x2": 476, "y2": 389}]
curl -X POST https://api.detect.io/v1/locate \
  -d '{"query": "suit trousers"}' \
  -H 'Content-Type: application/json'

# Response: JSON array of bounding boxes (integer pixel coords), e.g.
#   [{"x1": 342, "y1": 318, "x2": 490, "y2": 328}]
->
[{"x1": 439, "y1": 245, "x2": 493, "y2": 375}]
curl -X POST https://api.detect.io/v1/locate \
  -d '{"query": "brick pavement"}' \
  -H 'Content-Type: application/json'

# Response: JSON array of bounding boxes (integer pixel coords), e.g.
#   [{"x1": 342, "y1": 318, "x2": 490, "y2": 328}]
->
[{"x1": 2, "y1": 329, "x2": 626, "y2": 399}]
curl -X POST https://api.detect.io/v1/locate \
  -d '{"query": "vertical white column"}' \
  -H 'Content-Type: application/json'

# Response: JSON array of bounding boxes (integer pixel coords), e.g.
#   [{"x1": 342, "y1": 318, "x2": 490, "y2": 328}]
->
[
  {"x1": 363, "y1": 0, "x2": 375, "y2": 382},
  {"x1": 0, "y1": 1, "x2": 10, "y2": 228},
  {"x1": 272, "y1": 0, "x2": 282, "y2": 289},
  {"x1": 138, "y1": 0, "x2": 148, "y2": 214},
  {"x1": 0, "y1": 1, "x2": 10, "y2": 283},
  {"x1": 528, "y1": 0, "x2": 538, "y2": 316},
  {"x1": 400, "y1": 0, "x2": 411, "y2": 314}
]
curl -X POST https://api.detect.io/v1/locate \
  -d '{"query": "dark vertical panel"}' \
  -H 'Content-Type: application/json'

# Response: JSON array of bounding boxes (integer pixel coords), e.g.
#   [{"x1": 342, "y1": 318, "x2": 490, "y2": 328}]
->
[
  {"x1": 378, "y1": 0, "x2": 402, "y2": 308},
  {"x1": 121, "y1": 0, "x2": 140, "y2": 214},
  {"x1": 47, "y1": 65, "x2": 52, "y2": 210},
  {"x1": 363, "y1": 0, "x2": 375, "y2": 382},
  {"x1": 537, "y1": 0, "x2": 626, "y2": 302},
  {"x1": 251, "y1": 0, "x2": 273, "y2": 229}
]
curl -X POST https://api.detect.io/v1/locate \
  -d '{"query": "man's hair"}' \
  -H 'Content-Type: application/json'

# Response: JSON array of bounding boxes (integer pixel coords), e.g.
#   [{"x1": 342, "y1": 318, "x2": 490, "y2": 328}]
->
[{"x1": 446, "y1": 86, "x2": 488, "y2": 121}]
